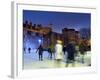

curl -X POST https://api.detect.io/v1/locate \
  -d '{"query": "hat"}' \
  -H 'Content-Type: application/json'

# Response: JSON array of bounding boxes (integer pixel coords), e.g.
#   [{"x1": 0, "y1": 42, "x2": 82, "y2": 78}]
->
[{"x1": 57, "y1": 40, "x2": 62, "y2": 44}]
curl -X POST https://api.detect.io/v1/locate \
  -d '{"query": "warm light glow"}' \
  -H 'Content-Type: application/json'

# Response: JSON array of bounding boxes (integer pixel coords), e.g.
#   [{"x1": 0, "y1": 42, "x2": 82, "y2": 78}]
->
[{"x1": 57, "y1": 40, "x2": 62, "y2": 44}]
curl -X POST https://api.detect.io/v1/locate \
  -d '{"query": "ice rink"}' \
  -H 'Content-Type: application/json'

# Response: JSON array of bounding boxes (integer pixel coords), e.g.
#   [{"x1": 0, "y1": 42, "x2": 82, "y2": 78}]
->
[
  {"x1": 23, "y1": 50, "x2": 91, "y2": 69},
  {"x1": 23, "y1": 34, "x2": 91, "y2": 69}
]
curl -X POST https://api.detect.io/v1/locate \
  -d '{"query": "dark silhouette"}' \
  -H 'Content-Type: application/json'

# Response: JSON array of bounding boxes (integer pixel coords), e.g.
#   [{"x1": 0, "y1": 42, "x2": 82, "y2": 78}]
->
[
  {"x1": 24, "y1": 47, "x2": 26, "y2": 53},
  {"x1": 63, "y1": 45, "x2": 66, "y2": 55},
  {"x1": 36, "y1": 45, "x2": 43, "y2": 61},
  {"x1": 79, "y1": 42, "x2": 86, "y2": 63},
  {"x1": 66, "y1": 42, "x2": 76, "y2": 67},
  {"x1": 28, "y1": 47, "x2": 31, "y2": 53},
  {"x1": 48, "y1": 48, "x2": 52, "y2": 59}
]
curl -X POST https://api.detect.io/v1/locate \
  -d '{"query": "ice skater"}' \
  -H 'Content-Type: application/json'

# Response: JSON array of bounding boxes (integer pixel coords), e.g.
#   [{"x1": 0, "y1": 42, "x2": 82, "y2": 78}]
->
[
  {"x1": 48, "y1": 44, "x2": 54, "y2": 59},
  {"x1": 36, "y1": 45, "x2": 43, "y2": 61},
  {"x1": 54, "y1": 40, "x2": 63, "y2": 67},
  {"x1": 65, "y1": 41, "x2": 76, "y2": 67},
  {"x1": 48, "y1": 48, "x2": 52, "y2": 59},
  {"x1": 55, "y1": 40, "x2": 63, "y2": 60},
  {"x1": 28, "y1": 47, "x2": 31, "y2": 53},
  {"x1": 63, "y1": 45, "x2": 66, "y2": 55},
  {"x1": 23, "y1": 47, "x2": 26, "y2": 54}
]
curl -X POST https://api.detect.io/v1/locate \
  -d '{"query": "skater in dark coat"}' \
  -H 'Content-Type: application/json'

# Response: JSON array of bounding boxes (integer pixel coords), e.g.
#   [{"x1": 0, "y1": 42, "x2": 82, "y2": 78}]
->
[
  {"x1": 48, "y1": 48, "x2": 52, "y2": 59},
  {"x1": 66, "y1": 42, "x2": 76, "y2": 67},
  {"x1": 36, "y1": 45, "x2": 43, "y2": 61},
  {"x1": 28, "y1": 47, "x2": 31, "y2": 53},
  {"x1": 63, "y1": 45, "x2": 66, "y2": 55}
]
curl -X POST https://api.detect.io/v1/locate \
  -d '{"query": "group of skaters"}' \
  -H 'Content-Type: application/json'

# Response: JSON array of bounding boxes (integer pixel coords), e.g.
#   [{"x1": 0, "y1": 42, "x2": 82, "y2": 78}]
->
[{"x1": 24, "y1": 40, "x2": 89, "y2": 67}]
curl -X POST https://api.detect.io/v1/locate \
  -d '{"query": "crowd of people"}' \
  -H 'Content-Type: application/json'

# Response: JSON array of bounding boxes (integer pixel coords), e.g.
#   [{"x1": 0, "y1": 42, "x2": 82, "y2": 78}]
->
[{"x1": 24, "y1": 39, "x2": 90, "y2": 66}]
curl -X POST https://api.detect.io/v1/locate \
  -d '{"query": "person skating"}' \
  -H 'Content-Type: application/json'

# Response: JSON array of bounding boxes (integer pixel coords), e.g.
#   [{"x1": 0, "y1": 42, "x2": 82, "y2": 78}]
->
[
  {"x1": 48, "y1": 44, "x2": 54, "y2": 59},
  {"x1": 36, "y1": 45, "x2": 43, "y2": 61},
  {"x1": 63, "y1": 45, "x2": 67, "y2": 55},
  {"x1": 55, "y1": 40, "x2": 63, "y2": 64},
  {"x1": 66, "y1": 41, "x2": 76, "y2": 67},
  {"x1": 48, "y1": 47, "x2": 52, "y2": 59},
  {"x1": 28, "y1": 47, "x2": 31, "y2": 53}
]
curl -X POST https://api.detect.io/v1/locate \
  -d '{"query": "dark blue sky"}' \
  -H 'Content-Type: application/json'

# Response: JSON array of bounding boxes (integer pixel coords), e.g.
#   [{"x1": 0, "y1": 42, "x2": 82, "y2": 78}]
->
[{"x1": 23, "y1": 10, "x2": 91, "y2": 33}]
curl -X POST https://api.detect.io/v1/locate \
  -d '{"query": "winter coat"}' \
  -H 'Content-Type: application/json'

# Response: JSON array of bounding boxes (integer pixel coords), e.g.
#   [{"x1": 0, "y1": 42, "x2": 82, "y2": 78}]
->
[
  {"x1": 66, "y1": 43, "x2": 76, "y2": 60},
  {"x1": 55, "y1": 44, "x2": 63, "y2": 60}
]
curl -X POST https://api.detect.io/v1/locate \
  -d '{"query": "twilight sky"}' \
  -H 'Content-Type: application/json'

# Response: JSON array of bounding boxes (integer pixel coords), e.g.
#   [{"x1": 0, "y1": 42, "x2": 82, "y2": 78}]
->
[{"x1": 23, "y1": 10, "x2": 91, "y2": 33}]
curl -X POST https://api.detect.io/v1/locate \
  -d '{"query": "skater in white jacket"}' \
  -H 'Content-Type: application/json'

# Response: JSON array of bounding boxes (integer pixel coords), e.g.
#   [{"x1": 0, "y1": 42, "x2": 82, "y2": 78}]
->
[{"x1": 55, "y1": 40, "x2": 63, "y2": 61}]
